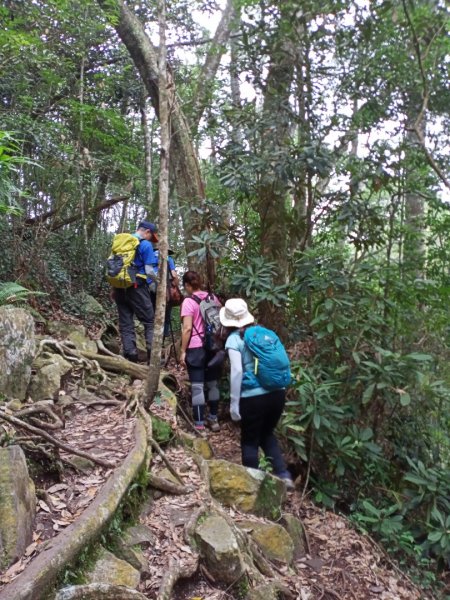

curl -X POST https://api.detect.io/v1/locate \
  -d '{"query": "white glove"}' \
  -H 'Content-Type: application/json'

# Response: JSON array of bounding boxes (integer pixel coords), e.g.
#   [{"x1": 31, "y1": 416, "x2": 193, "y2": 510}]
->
[
  {"x1": 230, "y1": 398, "x2": 241, "y2": 422},
  {"x1": 148, "y1": 281, "x2": 156, "y2": 294}
]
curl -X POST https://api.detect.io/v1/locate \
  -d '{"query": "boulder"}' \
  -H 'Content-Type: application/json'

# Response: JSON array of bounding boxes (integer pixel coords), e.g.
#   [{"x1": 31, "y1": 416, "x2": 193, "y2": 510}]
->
[
  {"x1": 281, "y1": 513, "x2": 307, "y2": 559},
  {"x1": 195, "y1": 514, "x2": 244, "y2": 584},
  {"x1": 121, "y1": 524, "x2": 155, "y2": 548},
  {"x1": 76, "y1": 293, "x2": 105, "y2": 318},
  {"x1": 113, "y1": 524, "x2": 154, "y2": 574},
  {"x1": 0, "y1": 307, "x2": 35, "y2": 401},
  {"x1": 238, "y1": 520, "x2": 294, "y2": 564},
  {"x1": 86, "y1": 548, "x2": 140, "y2": 588},
  {"x1": 0, "y1": 446, "x2": 36, "y2": 569},
  {"x1": 47, "y1": 321, "x2": 97, "y2": 353},
  {"x1": 112, "y1": 543, "x2": 148, "y2": 575},
  {"x1": 208, "y1": 460, "x2": 285, "y2": 519},
  {"x1": 27, "y1": 353, "x2": 72, "y2": 400}
]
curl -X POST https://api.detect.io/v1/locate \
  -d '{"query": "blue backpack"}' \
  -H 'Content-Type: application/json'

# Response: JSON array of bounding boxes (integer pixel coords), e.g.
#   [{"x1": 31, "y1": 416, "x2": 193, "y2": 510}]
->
[{"x1": 242, "y1": 325, "x2": 292, "y2": 390}]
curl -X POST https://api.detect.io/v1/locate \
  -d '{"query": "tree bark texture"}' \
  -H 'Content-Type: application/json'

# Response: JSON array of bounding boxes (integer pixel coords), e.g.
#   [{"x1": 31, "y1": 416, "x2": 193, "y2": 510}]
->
[
  {"x1": 257, "y1": 31, "x2": 297, "y2": 332},
  {"x1": 140, "y1": 94, "x2": 156, "y2": 218},
  {"x1": 146, "y1": 0, "x2": 170, "y2": 405}
]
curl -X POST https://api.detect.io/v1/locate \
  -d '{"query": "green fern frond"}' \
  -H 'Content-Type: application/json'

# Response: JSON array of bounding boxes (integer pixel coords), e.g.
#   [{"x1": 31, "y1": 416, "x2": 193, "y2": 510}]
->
[{"x1": 0, "y1": 282, "x2": 47, "y2": 306}]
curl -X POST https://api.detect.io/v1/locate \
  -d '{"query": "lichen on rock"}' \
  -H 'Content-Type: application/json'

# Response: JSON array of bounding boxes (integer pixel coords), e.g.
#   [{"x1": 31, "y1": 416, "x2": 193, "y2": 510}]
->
[
  {"x1": 0, "y1": 307, "x2": 36, "y2": 401},
  {"x1": 0, "y1": 445, "x2": 36, "y2": 570},
  {"x1": 208, "y1": 459, "x2": 285, "y2": 518},
  {"x1": 195, "y1": 514, "x2": 245, "y2": 584}
]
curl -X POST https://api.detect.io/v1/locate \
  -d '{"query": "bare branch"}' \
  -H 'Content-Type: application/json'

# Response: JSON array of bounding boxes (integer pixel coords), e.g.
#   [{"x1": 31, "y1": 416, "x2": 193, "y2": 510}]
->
[{"x1": 190, "y1": 0, "x2": 237, "y2": 127}]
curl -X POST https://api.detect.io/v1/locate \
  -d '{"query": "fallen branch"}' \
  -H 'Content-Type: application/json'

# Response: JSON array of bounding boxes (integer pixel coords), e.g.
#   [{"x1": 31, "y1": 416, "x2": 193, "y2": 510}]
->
[
  {"x1": 147, "y1": 473, "x2": 190, "y2": 495},
  {"x1": 0, "y1": 410, "x2": 115, "y2": 469},
  {"x1": 156, "y1": 557, "x2": 199, "y2": 600}
]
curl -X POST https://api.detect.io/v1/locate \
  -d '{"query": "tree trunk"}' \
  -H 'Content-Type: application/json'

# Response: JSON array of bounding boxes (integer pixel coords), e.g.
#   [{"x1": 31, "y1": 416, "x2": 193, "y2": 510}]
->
[
  {"x1": 257, "y1": 34, "x2": 296, "y2": 333},
  {"x1": 96, "y1": 0, "x2": 235, "y2": 286},
  {"x1": 140, "y1": 93, "x2": 156, "y2": 218},
  {"x1": 145, "y1": 0, "x2": 171, "y2": 406},
  {"x1": 403, "y1": 101, "x2": 426, "y2": 277}
]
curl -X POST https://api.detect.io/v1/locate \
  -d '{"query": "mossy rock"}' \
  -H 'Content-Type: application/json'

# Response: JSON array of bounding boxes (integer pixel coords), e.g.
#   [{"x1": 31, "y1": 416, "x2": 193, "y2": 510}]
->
[
  {"x1": 151, "y1": 415, "x2": 173, "y2": 445},
  {"x1": 208, "y1": 460, "x2": 285, "y2": 519},
  {"x1": 281, "y1": 513, "x2": 307, "y2": 559},
  {"x1": 0, "y1": 307, "x2": 36, "y2": 401},
  {"x1": 0, "y1": 446, "x2": 36, "y2": 569},
  {"x1": 238, "y1": 519, "x2": 294, "y2": 564},
  {"x1": 193, "y1": 437, "x2": 214, "y2": 460},
  {"x1": 27, "y1": 353, "x2": 72, "y2": 400},
  {"x1": 47, "y1": 321, "x2": 97, "y2": 353},
  {"x1": 86, "y1": 548, "x2": 140, "y2": 588},
  {"x1": 195, "y1": 514, "x2": 245, "y2": 584}
]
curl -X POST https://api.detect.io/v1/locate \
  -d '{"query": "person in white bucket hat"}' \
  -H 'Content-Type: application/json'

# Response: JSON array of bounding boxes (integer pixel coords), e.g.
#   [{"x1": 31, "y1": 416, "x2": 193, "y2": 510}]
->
[{"x1": 220, "y1": 298, "x2": 294, "y2": 489}]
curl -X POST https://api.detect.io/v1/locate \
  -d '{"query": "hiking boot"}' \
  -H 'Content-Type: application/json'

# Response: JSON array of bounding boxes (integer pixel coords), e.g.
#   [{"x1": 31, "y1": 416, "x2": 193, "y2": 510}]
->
[
  {"x1": 207, "y1": 418, "x2": 220, "y2": 433},
  {"x1": 124, "y1": 353, "x2": 138, "y2": 363},
  {"x1": 277, "y1": 470, "x2": 295, "y2": 490}
]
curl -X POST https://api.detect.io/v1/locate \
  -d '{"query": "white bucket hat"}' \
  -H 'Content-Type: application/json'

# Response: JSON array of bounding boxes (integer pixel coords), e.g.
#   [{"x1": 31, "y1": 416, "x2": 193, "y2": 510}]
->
[{"x1": 219, "y1": 298, "x2": 255, "y2": 328}]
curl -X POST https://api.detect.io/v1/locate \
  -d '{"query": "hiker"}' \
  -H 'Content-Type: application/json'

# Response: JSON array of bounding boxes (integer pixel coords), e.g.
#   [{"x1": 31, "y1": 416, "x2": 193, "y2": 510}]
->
[
  {"x1": 150, "y1": 247, "x2": 180, "y2": 338},
  {"x1": 110, "y1": 221, "x2": 158, "y2": 363},
  {"x1": 180, "y1": 270, "x2": 222, "y2": 432},
  {"x1": 219, "y1": 298, "x2": 294, "y2": 489}
]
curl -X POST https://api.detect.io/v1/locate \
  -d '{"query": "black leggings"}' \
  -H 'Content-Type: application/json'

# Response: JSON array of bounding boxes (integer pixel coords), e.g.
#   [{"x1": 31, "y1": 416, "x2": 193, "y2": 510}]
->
[{"x1": 240, "y1": 389, "x2": 287, "y2": 475}]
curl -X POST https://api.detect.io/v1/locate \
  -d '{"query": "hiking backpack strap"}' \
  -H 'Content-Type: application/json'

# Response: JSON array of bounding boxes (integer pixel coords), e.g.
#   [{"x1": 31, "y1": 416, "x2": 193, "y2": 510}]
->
[{"x1": 189, "y1": 294, "x2": 205, "y2": 343}]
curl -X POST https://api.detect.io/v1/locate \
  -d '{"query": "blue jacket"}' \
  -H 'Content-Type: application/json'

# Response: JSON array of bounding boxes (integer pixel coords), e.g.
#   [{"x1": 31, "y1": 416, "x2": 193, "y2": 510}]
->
[{"x1": 134, "y1": 238, "x2": 155, "y2": 282}]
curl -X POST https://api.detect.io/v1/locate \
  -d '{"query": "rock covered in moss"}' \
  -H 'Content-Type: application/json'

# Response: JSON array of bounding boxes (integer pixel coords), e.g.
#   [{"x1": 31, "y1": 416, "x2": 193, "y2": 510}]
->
[
  {"x1": 193, "y1": 437, "x2": 214, "y2": 459},
  {"x1": 27, "y1": 353, "x2": 72, "y2": 400},
  {"x1": 195, "y1": 514, "x2": 245, "y2": 584},
  {"x1": 0, "y1": 445, "x2": 36, "y2": 569},
  {"x1": 208, "y1": 459, "x2": 285, "y2": 519},
  {"x1": 86, "y1": 548, "x2": 141, "y2": 588},
  {"x1": 0, "y1": 307, "x2": 35, "y2": 401},
  {"x1": 47, "y1": 321, "x2": 97, "y2": 353},
  {"x1": 281, "y1": 513, "x2": 306, "y2": 559},
  {"x1": 238, "y1": 519, "x2": 294, "y2": 564}
]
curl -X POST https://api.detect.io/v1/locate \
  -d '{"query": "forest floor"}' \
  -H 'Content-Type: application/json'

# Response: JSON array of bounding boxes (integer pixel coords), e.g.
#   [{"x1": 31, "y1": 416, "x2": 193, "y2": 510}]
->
[{"x1": 0, "y1": 347, "x2": 437, "y2": 599}]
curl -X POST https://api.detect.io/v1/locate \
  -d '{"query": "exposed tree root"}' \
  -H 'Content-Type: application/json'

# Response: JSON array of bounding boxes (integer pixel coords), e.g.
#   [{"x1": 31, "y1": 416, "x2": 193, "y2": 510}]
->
[
  {"x1": 0, "y1": 409, "x2": 115, "y2": 469},
  {"x1": 37, "y1": 339, "x2": 107, "y2": 384},
  {"x1": 15, "y1": 401, "x2": 65, "y2": 430},
  {"x1": 95, "y1": 339, "x2": 121, "y2": 358},
  {"x1": 156, "y1": 557, "x2": 199, "y2": 600},
  {"x1": 148, "y1": 473, "x2": 191, "y2": 495},
  {"x1": 81, "y1": 351, "x2": 148, "y2": 379}
]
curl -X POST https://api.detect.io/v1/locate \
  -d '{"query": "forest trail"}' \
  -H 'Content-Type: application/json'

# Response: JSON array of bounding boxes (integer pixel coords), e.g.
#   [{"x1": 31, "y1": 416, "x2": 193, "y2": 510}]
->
[{"x1": 0, "y1": 343, "x2": 429, "y2": 600}]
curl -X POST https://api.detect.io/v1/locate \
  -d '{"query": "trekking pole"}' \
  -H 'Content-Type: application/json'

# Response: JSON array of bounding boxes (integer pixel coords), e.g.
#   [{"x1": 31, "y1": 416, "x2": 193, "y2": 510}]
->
[{"x1": 169, "y1": 317, "x2": 179, "y2": 365}]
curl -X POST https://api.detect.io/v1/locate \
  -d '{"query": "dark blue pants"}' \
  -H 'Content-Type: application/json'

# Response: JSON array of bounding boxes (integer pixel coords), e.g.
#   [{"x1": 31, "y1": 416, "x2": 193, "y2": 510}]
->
[
  {"x1": 240, "y1": 389, "x2": 287, "y2": 475},
  {"x1": 114, "y1": 285, "x2": 154, "y2": 358}
]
